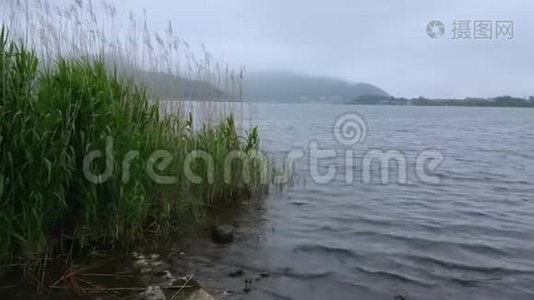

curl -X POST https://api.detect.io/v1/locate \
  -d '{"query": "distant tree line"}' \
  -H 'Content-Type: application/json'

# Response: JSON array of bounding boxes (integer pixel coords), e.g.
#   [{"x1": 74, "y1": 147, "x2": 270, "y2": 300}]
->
[{"x1": 351, "y1": 95, "x2": 534, "y2": 107}]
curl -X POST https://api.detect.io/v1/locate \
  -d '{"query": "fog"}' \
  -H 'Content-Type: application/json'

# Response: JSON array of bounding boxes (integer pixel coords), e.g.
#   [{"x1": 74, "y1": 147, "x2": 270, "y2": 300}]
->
[{"x1": 77, "y1": 0, "x2": 534, "y2": 98}]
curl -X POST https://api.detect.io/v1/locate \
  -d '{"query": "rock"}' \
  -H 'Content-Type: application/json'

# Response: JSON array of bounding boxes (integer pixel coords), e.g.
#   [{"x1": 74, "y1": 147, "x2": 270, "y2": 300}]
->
[
  {"x1": 393, "y1": 295, "x2": 406, "y2": 300},
  {"x1": 132, "y1": 252, "x2": 170, "y2": 275},
  {"x1": 259, "y1": 272, "x2": 270, "y2": 278},
  {"x1": 186, "y1": 288, "x2": 215, "y2": 300},
  {"x1": 134, "y1": 258, "x2": 150, "y2": 270},
  {"x1": 228, "y1": 269, "x2": 244, "y2": 278},
  {"x1": 211, "y1": 224, "x2": 234, "y2": 244},
  {"x1": 139, "y1": 286, "x2": 166, "y2": 300},
  {"x1": 136, "y1": 263, "x2": 170, "y2": 275}
]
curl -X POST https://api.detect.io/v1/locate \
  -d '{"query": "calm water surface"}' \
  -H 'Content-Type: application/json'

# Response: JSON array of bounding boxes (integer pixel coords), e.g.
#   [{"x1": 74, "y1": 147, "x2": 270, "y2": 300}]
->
[{"x1": 181, "y1": 103, "x2": 534, "y2": 300}]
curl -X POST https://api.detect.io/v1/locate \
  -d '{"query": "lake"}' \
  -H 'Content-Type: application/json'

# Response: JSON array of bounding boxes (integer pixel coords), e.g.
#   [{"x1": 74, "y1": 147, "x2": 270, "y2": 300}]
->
[{"x1": 178, "y1": 103, "x2": 534, "y2": 300}]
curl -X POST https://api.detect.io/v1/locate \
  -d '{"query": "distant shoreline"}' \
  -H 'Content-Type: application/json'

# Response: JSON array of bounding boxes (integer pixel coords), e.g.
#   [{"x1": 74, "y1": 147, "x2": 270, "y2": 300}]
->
[{"x1": 349, "y1": 95, "x2": 534, "y2": 108}]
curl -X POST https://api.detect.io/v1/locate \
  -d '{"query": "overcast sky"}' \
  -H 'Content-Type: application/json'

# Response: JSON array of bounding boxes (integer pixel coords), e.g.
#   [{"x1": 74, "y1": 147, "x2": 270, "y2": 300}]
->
[{"x1": 108, "y1": 1, "x2": 534, "y2": 98}]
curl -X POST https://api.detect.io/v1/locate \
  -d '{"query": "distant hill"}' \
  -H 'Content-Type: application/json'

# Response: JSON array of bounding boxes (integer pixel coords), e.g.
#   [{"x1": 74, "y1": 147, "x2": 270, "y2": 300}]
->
[
  {"x1": 101, "y1": 54, "x2": 232, "y2": 101},
  {"x1": 129, "y1": 71, "x2": 229, "y2": 101},
  {"x1": 243, "y1": 71, "x2": 389, "y2": 103},
  {"x1": 350, "y1": 95, "x2": 534, "y2": 107}
]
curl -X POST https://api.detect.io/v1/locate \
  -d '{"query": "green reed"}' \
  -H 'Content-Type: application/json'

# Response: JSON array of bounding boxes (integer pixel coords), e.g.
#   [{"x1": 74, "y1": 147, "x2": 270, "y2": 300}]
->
[{"x1": 0, "y1": 24, "x2": 264, "y2": 267}]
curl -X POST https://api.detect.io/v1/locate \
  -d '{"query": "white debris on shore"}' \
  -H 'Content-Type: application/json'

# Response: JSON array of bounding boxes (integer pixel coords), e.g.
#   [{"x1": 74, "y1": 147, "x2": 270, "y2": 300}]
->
[{"x1": 132, "y1": 252, "x2": 215, "y2": 300}]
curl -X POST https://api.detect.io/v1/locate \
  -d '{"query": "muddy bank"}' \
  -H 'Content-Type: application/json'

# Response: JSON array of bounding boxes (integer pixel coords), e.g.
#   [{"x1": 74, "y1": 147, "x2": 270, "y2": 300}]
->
[{"x1": 0, "y1": 201, "x2": 269, "y2": 300}]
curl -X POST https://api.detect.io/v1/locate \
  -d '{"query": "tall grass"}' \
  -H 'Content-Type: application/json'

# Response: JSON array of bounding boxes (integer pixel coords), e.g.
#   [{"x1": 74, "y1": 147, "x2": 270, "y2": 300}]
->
[
  {"x1": 2, "y1": 0, "x2": 245, "y2": 103},
  {"x1": 0, "y1": 13, "x2": 263, "y2": 267}
]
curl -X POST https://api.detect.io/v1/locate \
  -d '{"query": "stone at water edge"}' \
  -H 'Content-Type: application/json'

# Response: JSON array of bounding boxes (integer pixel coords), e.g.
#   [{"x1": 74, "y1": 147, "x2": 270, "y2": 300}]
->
[
  {"x1": 132, "y1": 252, "x2": 171, "y2": 275},
  {"x1": 139, "y1": 286, "x2": 166, "y2": 300},
  {"x1": 228, "y1": 269, "x2": 245, "y2": 277},
  {"x1": 211, "y1": 224, "x2": 235, "y2": 244},
  {"x1": 187, "y1": 288, "x2": 216, "y2": 300}
]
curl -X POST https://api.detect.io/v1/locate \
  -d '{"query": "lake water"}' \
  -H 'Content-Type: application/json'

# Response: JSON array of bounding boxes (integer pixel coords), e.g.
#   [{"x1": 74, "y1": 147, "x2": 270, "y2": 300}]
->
[
  {"x1": 179, "y1": 103, "x2": 534, "y2": 300},
  {"x1": 4, "y1": 103, "x2": 532, "y2": 300}
]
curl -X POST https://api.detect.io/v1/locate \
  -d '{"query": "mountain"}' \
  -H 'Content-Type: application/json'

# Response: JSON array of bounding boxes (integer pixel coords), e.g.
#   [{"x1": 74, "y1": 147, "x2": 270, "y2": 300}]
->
[
  {"x1": 101, "y1": 54, "x2": 231, "y2": 101},
  {"x1": 131, "y1": 71, "x2": 229, "y2": 101},
  {"x1": 243, "y1": 71, "x2": 389, "y2": 103}
]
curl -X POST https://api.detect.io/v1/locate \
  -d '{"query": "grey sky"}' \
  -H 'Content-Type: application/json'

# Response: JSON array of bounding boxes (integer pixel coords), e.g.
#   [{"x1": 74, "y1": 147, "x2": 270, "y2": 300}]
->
[{"x1": 125, "y1": 0, "x2": 533, "y2": 98}]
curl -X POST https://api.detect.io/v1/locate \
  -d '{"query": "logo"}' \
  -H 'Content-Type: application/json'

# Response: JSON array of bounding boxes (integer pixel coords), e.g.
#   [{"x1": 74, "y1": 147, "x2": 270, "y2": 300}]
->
[
  {"x1": 426, "y1": 20, "x2": 445, "y2": 39},
  {"x1": 333, "y1": 113, "x2": 368, "y2": 146}
]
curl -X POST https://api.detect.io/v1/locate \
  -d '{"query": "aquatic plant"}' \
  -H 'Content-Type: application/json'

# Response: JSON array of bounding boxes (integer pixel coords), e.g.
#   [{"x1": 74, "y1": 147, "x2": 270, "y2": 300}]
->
[{"x1": 0, "y1": 0, "x2": 263, "y2": 268}]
